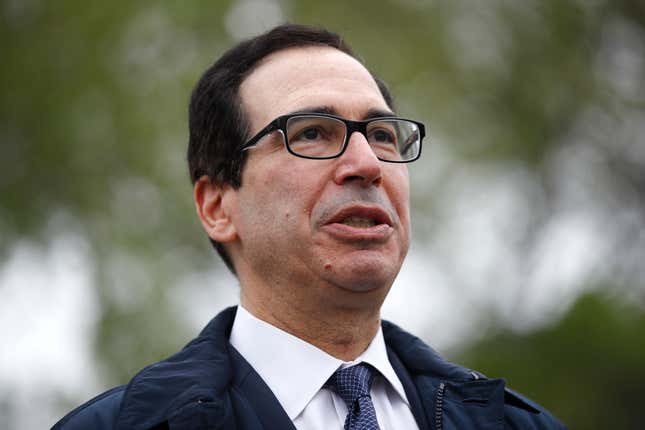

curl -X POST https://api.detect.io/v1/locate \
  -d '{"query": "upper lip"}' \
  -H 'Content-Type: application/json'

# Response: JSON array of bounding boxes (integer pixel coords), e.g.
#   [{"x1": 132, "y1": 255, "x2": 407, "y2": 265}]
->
[{"x1": 324, "y1": 205, "x2": 393, "y2": 227}]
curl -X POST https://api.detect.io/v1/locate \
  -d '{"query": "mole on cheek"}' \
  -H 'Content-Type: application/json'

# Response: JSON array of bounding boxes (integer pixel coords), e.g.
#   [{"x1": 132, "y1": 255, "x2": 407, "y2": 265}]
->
[{"x1": 324, "y1": 263, "x2": 332, "y2": 270}]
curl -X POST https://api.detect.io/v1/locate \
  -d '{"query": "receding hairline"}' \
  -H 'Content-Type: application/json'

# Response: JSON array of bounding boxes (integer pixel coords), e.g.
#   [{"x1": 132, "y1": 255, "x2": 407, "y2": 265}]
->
[
  {"x1": 241, "y1": 44, "x2": 377, "y2": 90},
  {"x1": 238, "y1": 45, "x2": 389, "y2": 131}
]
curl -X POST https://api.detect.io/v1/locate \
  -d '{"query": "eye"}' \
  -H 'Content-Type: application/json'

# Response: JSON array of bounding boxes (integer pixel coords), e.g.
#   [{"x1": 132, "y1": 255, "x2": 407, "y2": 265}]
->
[
  {"x1": 297, "y1": 127, "x2": 322, "y2": 141},
  {"x1": 288, "y1": 119, "x2": 332, "y2": 143},
  {"x1": 368, "y1": 128, "x2": 396, "y2": 145},
  {"x1": 286, "y1": 116, "x2": 346, "y2": 157}
]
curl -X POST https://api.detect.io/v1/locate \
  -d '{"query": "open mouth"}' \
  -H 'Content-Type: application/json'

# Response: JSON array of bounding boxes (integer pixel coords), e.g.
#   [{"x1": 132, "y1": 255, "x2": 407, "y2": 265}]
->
[
  {"x1": 325, "y1": 205, "x2": 393, "y2": 229},
  {"x1": 320, "y1": 205, "x2": 394, "y2": 241},
  {"x1": 340, "y1": 216, "x2": 378, "y2": 228}
]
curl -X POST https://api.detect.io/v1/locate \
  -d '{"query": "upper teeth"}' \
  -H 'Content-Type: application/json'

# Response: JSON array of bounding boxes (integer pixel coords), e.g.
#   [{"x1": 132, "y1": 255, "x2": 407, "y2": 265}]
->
[{"x1": 341, "y1": 217, "x2": 376, "y2": 228}]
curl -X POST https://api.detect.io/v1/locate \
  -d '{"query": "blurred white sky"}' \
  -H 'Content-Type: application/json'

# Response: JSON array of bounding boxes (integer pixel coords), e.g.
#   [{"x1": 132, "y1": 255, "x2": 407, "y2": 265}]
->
[{"x1": 0, "y1": 235, "x2": 100, "y2": 429}]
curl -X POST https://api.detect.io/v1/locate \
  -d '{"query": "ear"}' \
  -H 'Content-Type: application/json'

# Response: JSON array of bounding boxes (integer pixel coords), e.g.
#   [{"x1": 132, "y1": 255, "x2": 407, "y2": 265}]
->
[{"x1": 194, "y1": 176, "x2": 238, "y2": 244}]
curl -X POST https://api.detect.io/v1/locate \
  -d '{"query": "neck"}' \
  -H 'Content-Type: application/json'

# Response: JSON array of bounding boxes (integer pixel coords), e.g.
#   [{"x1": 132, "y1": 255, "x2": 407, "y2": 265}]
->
[{"x1": 240, "y1": 284, "x2": 384, "y2": 361}]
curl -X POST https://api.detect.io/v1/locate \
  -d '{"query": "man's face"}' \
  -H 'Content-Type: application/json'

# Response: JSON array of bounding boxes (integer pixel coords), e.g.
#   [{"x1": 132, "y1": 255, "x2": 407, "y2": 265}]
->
[{"x1": 229, "y1": 46, "x2": 410, "y2": 304}]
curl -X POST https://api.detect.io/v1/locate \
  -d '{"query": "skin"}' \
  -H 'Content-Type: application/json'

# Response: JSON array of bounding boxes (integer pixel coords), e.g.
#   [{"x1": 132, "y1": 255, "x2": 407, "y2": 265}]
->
[{"x1": 195, "y1": 46, "x2": 411, "y2": 360}]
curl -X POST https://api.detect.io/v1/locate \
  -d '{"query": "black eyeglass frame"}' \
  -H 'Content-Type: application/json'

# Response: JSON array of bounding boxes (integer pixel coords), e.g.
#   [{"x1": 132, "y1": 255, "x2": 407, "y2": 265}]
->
[{"x1": 241, "y1": 113, "x2": 425, "y2": 163}]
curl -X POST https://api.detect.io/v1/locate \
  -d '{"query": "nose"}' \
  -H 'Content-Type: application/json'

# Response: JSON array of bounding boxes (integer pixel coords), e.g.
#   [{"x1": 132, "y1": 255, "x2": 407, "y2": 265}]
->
[{"x1": 333, "y1": 131, "x2": 382, "y2": 187}]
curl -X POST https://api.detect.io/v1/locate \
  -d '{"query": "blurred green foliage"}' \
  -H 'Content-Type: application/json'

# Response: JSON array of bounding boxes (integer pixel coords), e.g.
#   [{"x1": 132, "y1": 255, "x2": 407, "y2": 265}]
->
[
  {"x1": 456, "y1": 290, "x2": 645, "y2": 429},
  {"x1": 2, "y1": 0, "x2": 645, "y2": 428}
]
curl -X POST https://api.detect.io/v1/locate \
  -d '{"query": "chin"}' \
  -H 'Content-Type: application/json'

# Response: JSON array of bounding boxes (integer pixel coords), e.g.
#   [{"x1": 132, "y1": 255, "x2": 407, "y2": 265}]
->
[
  {"x1": 337, "y1": 281, "x2": 389, "y2": 294},
  {"x1": 316, "y1": 248, "x2": 403, "y2": 293},
  {"x1": 327, "y1": 263, "x2": 397, "y2": 294}
]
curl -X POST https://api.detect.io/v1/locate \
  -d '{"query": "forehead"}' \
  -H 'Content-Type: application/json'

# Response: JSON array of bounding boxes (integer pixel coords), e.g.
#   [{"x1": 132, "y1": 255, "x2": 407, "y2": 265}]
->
[{"x1": 239, "y1": 46, "x2": 390, "y2": 132}]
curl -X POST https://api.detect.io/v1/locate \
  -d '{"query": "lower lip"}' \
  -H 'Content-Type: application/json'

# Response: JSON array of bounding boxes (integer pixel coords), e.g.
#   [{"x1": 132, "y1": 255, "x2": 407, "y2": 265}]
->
[{"x1": 321, "y1": 222, "x2": 393, "y2": 241}]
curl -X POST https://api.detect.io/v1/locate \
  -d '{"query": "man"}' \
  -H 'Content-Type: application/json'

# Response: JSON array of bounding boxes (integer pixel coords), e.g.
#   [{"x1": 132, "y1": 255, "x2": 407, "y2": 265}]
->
[{"x1": 53, "y1": 24, "x2": 566, "y2": 430}]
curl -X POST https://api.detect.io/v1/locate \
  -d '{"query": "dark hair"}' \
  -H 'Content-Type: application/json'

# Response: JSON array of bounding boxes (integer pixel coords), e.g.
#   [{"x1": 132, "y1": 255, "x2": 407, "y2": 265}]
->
[{"x1": 187, "y1": 23, "x2": 394, "y2": 274}]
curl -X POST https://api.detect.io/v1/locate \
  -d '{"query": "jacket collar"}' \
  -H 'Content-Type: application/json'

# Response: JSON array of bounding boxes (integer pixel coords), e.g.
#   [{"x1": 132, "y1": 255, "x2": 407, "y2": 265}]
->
[
  {"x1": 382, "y1": 320, "x2": 476, "y2": 381},
  {"x1": 382, "y1": 319, "x2": 540, "y2": 414}
]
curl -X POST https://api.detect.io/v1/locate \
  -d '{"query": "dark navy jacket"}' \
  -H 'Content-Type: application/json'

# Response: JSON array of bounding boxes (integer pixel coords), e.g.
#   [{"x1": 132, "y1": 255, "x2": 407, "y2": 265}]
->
[{"x1": 52, "y1": 307, "x2": 566, "y2": 429}]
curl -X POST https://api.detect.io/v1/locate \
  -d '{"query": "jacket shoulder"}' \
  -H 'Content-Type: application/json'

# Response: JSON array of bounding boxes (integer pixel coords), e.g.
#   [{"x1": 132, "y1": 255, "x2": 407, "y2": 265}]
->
[
  {"x1": 504, "y1": 388, "x2": 568, "y2": 429},
  {"x1": 51, "y1": 386, "x2": 126, "y2": 430}
]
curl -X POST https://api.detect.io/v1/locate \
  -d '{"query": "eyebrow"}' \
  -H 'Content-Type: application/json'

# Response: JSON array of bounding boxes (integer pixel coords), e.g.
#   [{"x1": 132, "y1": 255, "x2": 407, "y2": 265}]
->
[
  {"x1": 364, "y1": 107, "x2": 397, "y2": 120},
  {"x1": 285, "y1": 105, "x2": 397, "y2": 120}
]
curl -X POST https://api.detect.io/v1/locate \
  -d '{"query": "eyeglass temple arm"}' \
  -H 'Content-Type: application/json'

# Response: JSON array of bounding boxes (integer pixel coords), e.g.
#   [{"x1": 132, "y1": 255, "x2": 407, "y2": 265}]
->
[
  {"x1": 242, "y1": 122, "x2": 279, "y2": 151},
  {"x1": 400, "y1": 129, "x2": 420, "y2": 155}
]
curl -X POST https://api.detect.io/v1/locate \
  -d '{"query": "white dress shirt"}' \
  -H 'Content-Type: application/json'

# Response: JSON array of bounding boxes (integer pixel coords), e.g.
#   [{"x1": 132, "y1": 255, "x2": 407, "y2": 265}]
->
[{"x1": 229, "y1": 306, "x2": 420, "y2": 430}]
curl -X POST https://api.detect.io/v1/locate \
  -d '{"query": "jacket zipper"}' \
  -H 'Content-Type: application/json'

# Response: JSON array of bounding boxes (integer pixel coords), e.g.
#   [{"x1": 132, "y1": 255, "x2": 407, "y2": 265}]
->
[{"x1": 434, "y1": 382, "x2": 446, "y2": 430}]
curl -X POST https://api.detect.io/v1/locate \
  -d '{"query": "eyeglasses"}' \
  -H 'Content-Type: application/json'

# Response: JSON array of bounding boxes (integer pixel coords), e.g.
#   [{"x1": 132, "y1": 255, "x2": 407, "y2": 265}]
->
[{"x1": 241, "y1": 113, "x2": 425, "y2": 163}]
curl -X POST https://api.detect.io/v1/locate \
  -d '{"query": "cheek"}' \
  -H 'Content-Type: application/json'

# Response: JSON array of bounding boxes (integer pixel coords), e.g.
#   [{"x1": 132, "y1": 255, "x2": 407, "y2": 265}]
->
[
  {"x1": 387, "y1": 167, "x2": 411, "y2": 217},
  {"x1": 239, "y1": 162, "x2": 321, "y2": 236}
]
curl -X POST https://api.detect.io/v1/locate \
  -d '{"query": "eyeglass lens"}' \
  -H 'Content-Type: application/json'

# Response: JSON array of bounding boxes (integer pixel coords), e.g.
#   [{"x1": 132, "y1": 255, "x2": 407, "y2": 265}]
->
[{"x1": 285, "y1": 116, "x2": 420, "y2": 161}]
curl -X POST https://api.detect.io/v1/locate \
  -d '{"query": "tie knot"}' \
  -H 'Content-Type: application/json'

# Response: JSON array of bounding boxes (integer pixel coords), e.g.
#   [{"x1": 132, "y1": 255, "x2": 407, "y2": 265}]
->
[{"x1": 327, "y1": 363, "x2": 376, "y2": 410}]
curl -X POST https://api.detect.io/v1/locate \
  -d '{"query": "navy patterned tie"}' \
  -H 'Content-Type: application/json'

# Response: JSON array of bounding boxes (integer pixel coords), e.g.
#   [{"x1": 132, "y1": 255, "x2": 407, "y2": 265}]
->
[{"x1": 327, "y1": 363, "x2": 381, "y2": 430}]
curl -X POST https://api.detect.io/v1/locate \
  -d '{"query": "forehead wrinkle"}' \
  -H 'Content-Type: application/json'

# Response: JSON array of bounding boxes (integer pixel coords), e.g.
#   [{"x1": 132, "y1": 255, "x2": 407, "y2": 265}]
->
[
  {"x1": 284, "y1": 75, "x2": 388, "y2": 115},
  {"x1": 286, "y1": 90, "x2": 388, "y2": 120}
]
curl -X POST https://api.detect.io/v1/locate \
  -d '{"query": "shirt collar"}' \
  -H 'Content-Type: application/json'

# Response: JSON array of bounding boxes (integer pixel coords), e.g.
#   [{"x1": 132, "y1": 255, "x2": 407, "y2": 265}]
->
[
  {"x1": 349, "y1": 323, "x2": 409, "y2": 407},
  {"x1": 229, "y1": 305, "x2": 409, "y2": 420}
]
